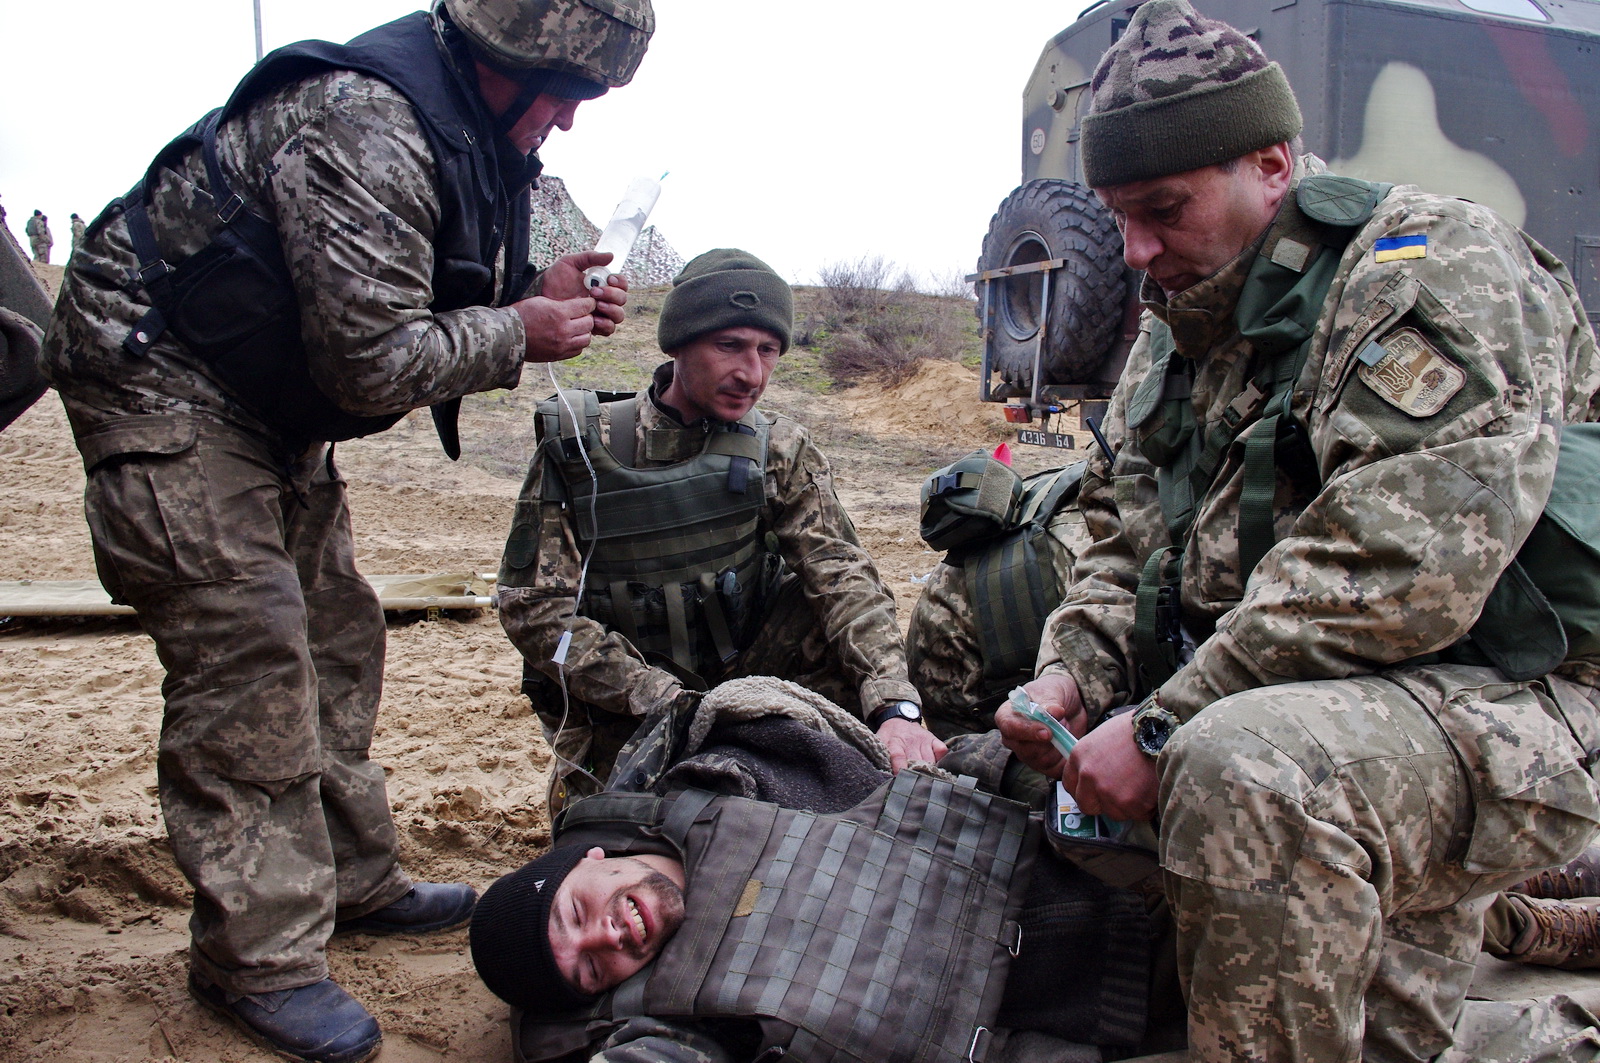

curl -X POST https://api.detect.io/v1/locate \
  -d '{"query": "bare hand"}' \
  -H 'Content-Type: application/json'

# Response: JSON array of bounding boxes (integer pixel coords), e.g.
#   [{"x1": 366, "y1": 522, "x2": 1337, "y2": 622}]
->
[
  {"x1": 996, "y1": 672, "x2": 1088, "y2": 777},
  {"x1": 514, "y1": 293, "x2": 602, "y2": 362},
  {"x1": 877, "y1": 717, "x2": 948, "y2": 774},
  {"x1": 540, "y1": 251, "x2": 629, "y2": 336},
  {"x1": 1061, "y1": 711, "x2": 1160, "y2": 822}
]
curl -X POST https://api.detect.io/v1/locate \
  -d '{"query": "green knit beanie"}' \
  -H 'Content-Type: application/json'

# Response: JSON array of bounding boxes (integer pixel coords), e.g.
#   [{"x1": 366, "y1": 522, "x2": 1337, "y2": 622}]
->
[
  {"x1": 1080, "y1": 0, "x2": 1302, "y2": 188},
  {"x1": 658, "y1": 248, "x2": 793, "y2": 354}
]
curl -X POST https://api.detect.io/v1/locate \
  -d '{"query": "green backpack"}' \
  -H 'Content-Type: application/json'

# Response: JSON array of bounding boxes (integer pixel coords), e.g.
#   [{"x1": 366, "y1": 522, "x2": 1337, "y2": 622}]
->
[
  {"x1": 1463, "y1": 422, "x2": 1600, "y2": 679},
  {"x1": 919, "y1": 450, "x2": 1028, "y2": 552},
  {"x1": 920, "y1": 451, "x2": 1086, "y2": 684}
]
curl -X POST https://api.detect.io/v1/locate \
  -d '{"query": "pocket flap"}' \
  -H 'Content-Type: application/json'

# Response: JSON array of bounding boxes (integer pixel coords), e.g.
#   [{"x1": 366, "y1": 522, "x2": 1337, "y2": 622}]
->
[{"x1": 76, "y1": 416, "x2": 198, "y2": 472}]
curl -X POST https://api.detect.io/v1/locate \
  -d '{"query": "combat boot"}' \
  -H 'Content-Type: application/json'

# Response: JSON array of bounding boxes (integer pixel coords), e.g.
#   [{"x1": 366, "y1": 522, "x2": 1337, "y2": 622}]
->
[
  {"x1": 335, "y1": 881, "x2": 477, "y2": 935},
  {"x1": 189, "y1": 972, "x2": 381, "y2": 1063},
  {"x1": 1488, "y1": 893, "x2": 1600, "y2": 970},
  {"x1": 1509, "y1": 842, "x2": 1600, "y2": 900}
]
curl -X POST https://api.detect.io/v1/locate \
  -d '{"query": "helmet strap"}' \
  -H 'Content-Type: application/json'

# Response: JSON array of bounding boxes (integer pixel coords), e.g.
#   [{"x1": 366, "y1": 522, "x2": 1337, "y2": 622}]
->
[{"x1": 495, "y1": 80, "x2": 546, "y2": 139}]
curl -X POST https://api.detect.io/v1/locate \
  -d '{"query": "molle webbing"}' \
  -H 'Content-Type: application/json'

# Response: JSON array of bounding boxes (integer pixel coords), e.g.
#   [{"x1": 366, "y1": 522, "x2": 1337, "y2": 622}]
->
[
  {"x1": 537, "y1": 391, "x2": 777, "y2": 679},
  {"x1": 533, "y1": 773, "x2": 1038, "y2": 1063},
  {"x1": 966, "y1": 464, "x2": 1085, "y2": 684}
]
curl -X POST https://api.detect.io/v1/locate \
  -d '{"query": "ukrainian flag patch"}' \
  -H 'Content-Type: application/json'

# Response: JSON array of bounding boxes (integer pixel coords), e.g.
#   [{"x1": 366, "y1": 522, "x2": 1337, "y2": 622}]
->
[{"x1": 1374, "y1": 234, "x2": 1428, "y2": 263}]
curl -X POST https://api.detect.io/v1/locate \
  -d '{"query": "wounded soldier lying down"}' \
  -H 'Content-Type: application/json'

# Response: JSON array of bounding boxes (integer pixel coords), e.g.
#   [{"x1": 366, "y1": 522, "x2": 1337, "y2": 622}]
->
[{"x1": 468, "y1": 676, "x2": 1183, "y2": 1063}]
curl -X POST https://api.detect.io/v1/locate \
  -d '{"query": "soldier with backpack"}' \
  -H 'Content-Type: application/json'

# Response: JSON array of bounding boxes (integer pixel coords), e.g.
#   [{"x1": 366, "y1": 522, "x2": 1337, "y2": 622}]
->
[
  {"x1": 994, "y1": 2, "x2": 1600, "y2": 1059},
  {"x1": 908, "y1": 448, "x2": 1089, "y2": 738},
  {"x1": 23, "y1": 210, "x2": 51, "y2": 264}
]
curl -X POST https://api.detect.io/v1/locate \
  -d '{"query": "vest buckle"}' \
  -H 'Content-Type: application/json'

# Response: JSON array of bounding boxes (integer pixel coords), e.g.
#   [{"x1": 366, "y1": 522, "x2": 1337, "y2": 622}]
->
[
  {"x1": 968, "y1": 1026, "x2": 993, "y2": 1063},
  {"x1": 137, "y1": 259, "x2": 173, "y2": 286}
]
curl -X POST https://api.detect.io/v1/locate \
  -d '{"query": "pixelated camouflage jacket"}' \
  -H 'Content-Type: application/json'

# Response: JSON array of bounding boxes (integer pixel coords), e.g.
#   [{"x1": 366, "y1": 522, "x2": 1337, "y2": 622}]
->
[
  {"x1": 41, "y1": 61, "x2": 526, "y2": 456},
  {"x1": 1039, "y1": 156, "x2": 1600, "y2": 724},
  {"x1": 498, "y1": 366, "x2": 918, "y2": 722}
]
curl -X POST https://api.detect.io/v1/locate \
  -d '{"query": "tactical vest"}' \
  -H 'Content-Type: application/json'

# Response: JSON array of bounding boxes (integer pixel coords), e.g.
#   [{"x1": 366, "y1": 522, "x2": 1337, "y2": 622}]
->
[
  {"x1": 112, "y1": 11, "x2": 535, "y2": 449},
  {"x1": 919, "y1": 452, "x2": 1085, "y2": 691},
  {"x1": 1128, "y1": 174, "x2": 1600, "y2": 687},
  {"x1": 516, "y1": 771, "x2": 1040, "y2": 1063},
  {"x1": 534, "y1": 390, "x2": 784, "y2": 685}
]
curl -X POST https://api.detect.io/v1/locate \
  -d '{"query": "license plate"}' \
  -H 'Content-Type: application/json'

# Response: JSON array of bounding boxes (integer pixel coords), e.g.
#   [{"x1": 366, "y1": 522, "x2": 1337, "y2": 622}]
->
[{"x1": 1017, "y1": 428, "x2": 1076, "y2": 449}]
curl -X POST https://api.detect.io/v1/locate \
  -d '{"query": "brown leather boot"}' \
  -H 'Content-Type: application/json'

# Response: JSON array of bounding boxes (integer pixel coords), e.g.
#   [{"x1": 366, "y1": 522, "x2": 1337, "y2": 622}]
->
[
  {"x1": 1510, "y1": 842, "x2": 1600, "y2": 900},
  {"x1": 1492, "y1": 893, "x2": 1600, "y2": 970}
]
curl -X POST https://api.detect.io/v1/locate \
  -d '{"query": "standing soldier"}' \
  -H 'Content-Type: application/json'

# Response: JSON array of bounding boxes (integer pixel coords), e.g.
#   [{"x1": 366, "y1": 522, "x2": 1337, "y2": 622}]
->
[
  {"x1": 39, "y1": 1, "x2": 653, "y2": 1061},
  {"x1": 69, "y1": 212, "x2": 85, "y2": 251},
  {"x1": 24, "y1": 210, "x2": 51, "y2": 263},
  {"x1": 998, "y1": 1, "x2": 1600, "y2": 1059}
]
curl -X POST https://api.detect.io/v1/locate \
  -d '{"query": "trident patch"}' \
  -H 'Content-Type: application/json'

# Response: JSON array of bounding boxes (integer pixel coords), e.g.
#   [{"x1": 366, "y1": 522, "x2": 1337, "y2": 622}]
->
[{"x1": 1356, "y1": 328, "x2": 1465, "y2": 417}]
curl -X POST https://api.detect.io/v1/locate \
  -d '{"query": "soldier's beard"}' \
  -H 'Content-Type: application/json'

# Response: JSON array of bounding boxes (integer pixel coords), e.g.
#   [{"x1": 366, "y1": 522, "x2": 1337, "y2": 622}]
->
[{"x1": 610, "y1": 870, "x2": 686, "y2": 962}]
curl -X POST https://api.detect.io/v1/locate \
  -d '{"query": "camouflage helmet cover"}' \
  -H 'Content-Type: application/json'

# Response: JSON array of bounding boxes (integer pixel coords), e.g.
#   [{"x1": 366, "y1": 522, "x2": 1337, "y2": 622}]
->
[{"x1": 443, "y1": 0, "x2": 654, "y2": 88}]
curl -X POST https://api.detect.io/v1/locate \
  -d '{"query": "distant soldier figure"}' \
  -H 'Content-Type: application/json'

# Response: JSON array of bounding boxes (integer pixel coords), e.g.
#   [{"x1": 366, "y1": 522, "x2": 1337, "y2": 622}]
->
[
  {"x1": 23, "y1": 211, "x2": 51, "y2": 264},
  {"x1": 69, "y1": 213, "x2": 85, "y2": 250}
]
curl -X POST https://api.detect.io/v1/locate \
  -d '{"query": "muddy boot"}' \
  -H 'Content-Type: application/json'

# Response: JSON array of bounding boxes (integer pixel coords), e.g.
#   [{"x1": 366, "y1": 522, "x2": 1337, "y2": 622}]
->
[
  {"x1": 1509, "y1": 841, "x2": 1600, "y2": 900},
  {"x1": 1484, "y1": 892, "x2": 1600, "y2": 970}
]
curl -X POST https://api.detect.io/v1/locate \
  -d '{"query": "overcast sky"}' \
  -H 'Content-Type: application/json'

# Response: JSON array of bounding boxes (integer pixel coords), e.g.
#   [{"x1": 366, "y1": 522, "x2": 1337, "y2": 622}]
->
[{"x1": 0, "y1": 0, "x2": 1088, "y2": 288}]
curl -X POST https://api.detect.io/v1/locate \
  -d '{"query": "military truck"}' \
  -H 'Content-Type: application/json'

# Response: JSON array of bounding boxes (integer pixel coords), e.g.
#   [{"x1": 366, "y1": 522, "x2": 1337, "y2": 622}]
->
[{"x1": 974, "y1": 0, "x2": 1600, "y2": 448}]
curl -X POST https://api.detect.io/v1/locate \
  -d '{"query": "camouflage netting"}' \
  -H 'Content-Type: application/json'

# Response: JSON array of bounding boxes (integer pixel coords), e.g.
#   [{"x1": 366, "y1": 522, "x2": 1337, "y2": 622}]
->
[{"x1": 529, "y1": 174, "x2": 684, "y2": 288}]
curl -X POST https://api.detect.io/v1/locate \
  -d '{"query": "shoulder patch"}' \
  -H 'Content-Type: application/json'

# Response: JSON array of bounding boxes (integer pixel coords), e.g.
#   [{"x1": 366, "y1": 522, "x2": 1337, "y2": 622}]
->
[
  {"x1": 1297, "y1": 174, "x2": 1391, "y2": 227},
  {"x1": 1355, "y1": 327, "x2": 1465, "y2": 417},
  {"x1": 1375, "y1": 235, "x2": 1428, "y2": 263}
]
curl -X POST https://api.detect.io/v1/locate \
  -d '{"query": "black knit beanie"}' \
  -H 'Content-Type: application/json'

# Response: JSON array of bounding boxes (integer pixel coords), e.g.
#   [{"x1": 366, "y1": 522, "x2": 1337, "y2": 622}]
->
[
  {"x1": 1080, "y1": 0, "x2": 1302, "y2": 188},
  {"x1": 469, "y1": 844, "x2": 596, "y2": 1011},
  {"x1": 657, "y1": 248, "x2": 793, "y2": 354}
]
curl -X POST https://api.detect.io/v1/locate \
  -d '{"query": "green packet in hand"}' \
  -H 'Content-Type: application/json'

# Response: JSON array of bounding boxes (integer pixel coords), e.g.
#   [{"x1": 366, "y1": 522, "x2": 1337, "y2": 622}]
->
[{"x1": 1009, "y1": 687, "x2": 1119, "y2": 841}]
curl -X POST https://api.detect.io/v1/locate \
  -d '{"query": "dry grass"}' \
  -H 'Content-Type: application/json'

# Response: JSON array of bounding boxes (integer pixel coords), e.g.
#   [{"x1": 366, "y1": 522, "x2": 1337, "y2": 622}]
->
[{"x1": 801, "y1": 256, "x2": 979, "y2": 388}]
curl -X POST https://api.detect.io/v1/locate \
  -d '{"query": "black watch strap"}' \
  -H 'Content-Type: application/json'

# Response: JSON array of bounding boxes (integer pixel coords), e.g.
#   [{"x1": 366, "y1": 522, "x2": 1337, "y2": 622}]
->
[{"x1": 868, "y1": 700, "x2": 923, "y2": 729}]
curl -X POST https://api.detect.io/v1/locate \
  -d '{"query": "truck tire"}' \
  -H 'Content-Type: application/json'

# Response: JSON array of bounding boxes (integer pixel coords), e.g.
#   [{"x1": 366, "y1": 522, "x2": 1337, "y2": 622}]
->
[{"x1": 977, "y1": 179, "x2": 1126, "y2": 387}]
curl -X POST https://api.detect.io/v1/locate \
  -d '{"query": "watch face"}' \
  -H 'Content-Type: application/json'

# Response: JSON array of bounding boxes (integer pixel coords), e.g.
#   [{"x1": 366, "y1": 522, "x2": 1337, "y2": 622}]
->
[{"x1": 1136, "y1": 717, "x2": 1169, "y2": 756}]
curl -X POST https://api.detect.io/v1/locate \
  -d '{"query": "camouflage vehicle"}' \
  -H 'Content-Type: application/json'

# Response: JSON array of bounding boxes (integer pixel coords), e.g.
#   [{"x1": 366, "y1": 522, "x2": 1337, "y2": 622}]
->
[{"x1": 975, "y1": 0, "x2": 1600, "y2": 447}]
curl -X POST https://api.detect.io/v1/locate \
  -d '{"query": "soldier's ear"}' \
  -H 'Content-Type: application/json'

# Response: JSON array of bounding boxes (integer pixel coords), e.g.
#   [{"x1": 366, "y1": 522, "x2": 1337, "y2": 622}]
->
[{"x1": 583, "y1": 846, "x2": 606, "y2": 861}]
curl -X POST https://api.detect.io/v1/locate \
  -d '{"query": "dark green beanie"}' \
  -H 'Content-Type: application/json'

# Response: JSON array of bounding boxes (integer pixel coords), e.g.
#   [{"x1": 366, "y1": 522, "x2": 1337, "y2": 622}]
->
[
  {"x1": 1080, "y1": 0, "x2": 1302, "y2": 188},
  {"x1": 658, "y1": 248, "x2": 793, "y2": 354}
]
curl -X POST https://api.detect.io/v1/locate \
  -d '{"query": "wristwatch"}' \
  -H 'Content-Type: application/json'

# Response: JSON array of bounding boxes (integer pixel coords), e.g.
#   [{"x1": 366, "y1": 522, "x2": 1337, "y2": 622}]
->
[
  {"x1": 1131, "y1": 696, "x2": 1180, "y2": 758},
  {"x1": 868, "y1": 700, "x2": 924, "y2": 730}
]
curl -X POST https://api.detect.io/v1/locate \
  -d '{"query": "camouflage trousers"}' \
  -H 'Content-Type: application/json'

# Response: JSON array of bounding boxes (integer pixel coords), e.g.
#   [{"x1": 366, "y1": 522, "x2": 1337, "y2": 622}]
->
[
  {"x1": 536, "y1": 571, "x2": 863, "y2": 809},
  {"x1": 82, "y1": 422, "x2": 410, "y2": 994},
  {"x1": 1160, "y1": 664, "x2": 1600, "y2": 1063},
  {"x1": 29, "y1": 236, "x2": 49, "y2": 263}
]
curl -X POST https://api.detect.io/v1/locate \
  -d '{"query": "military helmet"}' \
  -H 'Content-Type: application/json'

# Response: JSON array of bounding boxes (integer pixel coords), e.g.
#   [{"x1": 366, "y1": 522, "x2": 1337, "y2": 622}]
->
[{"x1": 442, "y1": 0, "x2": 654, "y2": 88}]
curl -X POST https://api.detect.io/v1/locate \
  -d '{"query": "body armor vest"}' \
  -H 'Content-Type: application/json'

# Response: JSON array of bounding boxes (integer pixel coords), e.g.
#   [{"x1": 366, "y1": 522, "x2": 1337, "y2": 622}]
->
[
  {"x1": 536, "y1": 390, "x2": 784, "y2": 684},
  {"x1": 516, "y1": 771, "x2": 1040, "y2": 1063},
  {"x1": 115, "y1": 11, "x2": 535, "y2": 447}
]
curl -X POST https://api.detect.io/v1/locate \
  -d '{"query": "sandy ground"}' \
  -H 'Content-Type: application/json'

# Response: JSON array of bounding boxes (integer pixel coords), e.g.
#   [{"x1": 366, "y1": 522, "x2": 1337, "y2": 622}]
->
[{"x1": 0, "y1": 273, "x2": 1087, "y2": 1061}]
